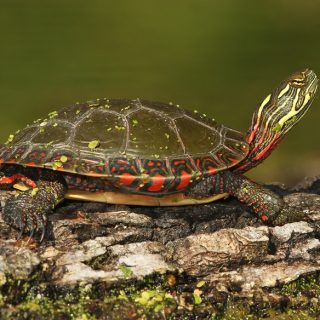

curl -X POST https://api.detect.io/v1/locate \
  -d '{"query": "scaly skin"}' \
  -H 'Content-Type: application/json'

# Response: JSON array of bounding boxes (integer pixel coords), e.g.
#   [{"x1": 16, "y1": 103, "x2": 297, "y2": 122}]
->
[{"x1": 187, "y1": 171, "x2": 284, "y2": 222}]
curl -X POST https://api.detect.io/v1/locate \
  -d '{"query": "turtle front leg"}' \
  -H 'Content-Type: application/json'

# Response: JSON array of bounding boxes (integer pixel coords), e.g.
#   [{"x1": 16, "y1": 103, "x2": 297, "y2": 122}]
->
[
  {"x1": 2, "y1": 170, "x2": 67, "y2": 239},
  {"x1": 188, "y1": 171, "x2": 302, "y2": 225}
]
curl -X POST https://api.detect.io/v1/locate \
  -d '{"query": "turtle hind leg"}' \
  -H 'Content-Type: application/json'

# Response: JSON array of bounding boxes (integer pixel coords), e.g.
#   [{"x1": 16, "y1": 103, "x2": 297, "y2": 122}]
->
[
  {"x1": 2, "y1": 170, "x2": 67, "y2": 240},
  {"x1": 187, "y1": 171, "x2": 300, "y2": 224}
]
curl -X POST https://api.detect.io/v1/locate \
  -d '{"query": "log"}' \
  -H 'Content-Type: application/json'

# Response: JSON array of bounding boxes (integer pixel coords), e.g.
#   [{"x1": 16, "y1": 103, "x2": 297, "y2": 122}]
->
[{"x1": 0, "y1": 178, "x2": 320, "y2": 295}]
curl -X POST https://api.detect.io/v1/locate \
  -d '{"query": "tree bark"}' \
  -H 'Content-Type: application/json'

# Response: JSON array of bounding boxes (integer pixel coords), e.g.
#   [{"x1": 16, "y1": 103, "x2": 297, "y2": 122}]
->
[{"x1": 0, "y1": 178, "x2": 320, "y2": 294}]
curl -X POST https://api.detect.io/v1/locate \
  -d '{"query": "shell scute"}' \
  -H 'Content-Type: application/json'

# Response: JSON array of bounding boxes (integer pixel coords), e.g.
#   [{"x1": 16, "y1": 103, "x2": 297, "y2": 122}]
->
[
  {"x1": 126, "y1": 108, "x2": 184, "y2": 158},
  {"x1": 73, "y1": 109, "x2": 126, "y2": 152}
]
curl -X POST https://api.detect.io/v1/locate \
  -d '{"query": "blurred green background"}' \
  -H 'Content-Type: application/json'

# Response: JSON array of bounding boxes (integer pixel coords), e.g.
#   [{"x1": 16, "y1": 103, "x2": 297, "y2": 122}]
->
[{"x1": 0, "y1": 0, "x2": 320, "y2": 185}]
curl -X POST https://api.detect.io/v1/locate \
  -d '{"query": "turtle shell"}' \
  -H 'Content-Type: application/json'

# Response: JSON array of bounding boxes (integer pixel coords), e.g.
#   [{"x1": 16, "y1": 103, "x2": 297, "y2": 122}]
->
[{"x1": 0, "y1": 99, "x2": 248, "y2": 193}]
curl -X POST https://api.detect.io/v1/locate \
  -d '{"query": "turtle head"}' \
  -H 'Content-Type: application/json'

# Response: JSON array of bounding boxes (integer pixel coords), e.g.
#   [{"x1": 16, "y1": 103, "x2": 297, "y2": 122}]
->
[{"x1": 235, "y1": 68, "x2": 318, "y2": 173}]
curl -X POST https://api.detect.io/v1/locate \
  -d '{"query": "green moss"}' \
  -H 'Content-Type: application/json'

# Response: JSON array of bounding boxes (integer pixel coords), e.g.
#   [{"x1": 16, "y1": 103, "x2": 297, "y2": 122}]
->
[{"x1": 1, "y1": 272, "x2": 320, "y2": 319}]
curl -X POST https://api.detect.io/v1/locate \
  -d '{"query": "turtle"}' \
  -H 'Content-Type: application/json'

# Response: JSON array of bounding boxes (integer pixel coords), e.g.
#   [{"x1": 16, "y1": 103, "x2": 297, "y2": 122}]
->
[{"x1": 0, "y1": 69, "x2": 318, "y2": 240}]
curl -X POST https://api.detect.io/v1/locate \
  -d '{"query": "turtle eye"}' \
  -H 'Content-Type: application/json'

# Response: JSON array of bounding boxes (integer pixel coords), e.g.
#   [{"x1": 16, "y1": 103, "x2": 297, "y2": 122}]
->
[{"x1": 290, "y1": 78, "x2": 305, "y2": 87}]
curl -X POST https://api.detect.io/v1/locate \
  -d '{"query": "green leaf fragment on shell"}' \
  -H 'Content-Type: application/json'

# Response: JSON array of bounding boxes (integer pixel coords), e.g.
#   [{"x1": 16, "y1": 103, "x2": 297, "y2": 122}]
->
[
  {"x1": 60, "y1": 155, "x2": 68, "y2": 163},
  {"x1": 53, "y1": 123, "x2": 58, "y2": 127},
  {"x1": 5, "y1": 134, "x2": 14, "y2": 144},
  {"x1": 44, "y1": 141, "x2": 54, "y2": 148},
  {"x1": 52, "y1": 161, "x2": 63, "y2": 170},
  {"x1": 132, "y1": 119, "x2": 138, "y2": 126},
  {"x1": 87, "y1": 100, "x2": 100, "y2": 107},
  {"x1": 88, "y1": 140, "x2": 100, "y2": 149},
  {"x1": 48, "y1": 111, "x2": 58, "y2": 118},
  {"x1": 107, "y1": 127, "x2": 112, "y2": 132},
  {"x1": 40, "y1": 121, "x2": 48, "y2": 127},
  {"x1": 164, "y1": 133, "x2": 170, "y2": 139},
  {"x1": 76, "y1": 110, "x2": 81, "y2": 115}
]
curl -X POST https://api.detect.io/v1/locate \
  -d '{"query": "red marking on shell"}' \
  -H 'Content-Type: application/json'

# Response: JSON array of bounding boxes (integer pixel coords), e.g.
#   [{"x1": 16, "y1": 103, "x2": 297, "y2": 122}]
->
[
  {"x1": 86, "y1": 171, "x2": 103, "y2": 177},
  {"x1": 261, "y1": 215, "x2": 269, "y2": 221},
  {"x1": 119, "y1": 172, "x2": 136, "y2": 185},
  {"x1": 26, "y1": 162, "x2": 36, "y2": 167},
  {"x1": 174, "y1": 160, "x2": 185, "y2": 166},
  {"x1": 148, "y1": 174, "x2": 166, "y2": 192},
  {"x1": 0, "y1": 159, "x2": 4, "y2": 164},
  {"x1": 148, "y1": 161, "x2": 155, "y2": 166},
  {"x1": 6, "y1": 159, "x2": 17, "y2": 163},
  {"x1": 40, "y1": 152, "x2": 46, "y2": 158},
  {"x1": 207, "y1": 166, "x2": 217, "y2": 175},
  {"x1": 117, "y1": 159, "x2": 128, "y2": 165},
  {"x1": 228, "y1": 158, "x2": 239, "y2": 164},
  {"x1": 111, "y1": 167, "x2": 116, "y2": 173},
  {"x1": 176, "y1": 170, "x2": 192, "y2": 190},
  {"x1": 84, "y1": 159, "x2": 100, "y2": 165}
]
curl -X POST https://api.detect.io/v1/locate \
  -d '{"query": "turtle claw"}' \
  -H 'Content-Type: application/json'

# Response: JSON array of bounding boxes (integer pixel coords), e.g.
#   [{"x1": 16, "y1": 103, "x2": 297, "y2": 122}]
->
[
  {"x1": 17, "y1": 223, "x2": 25, "y2": 240},
  {"x1": 39, "y1": 226, "x2": 46, "y2": 243},
  {"x1": 28, "y1": 227, "x2": 35, "y2": 240}
]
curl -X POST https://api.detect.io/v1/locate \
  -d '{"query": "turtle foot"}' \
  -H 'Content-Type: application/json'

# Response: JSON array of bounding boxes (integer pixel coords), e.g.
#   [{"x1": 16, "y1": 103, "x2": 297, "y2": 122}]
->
[
  {"x1": 3, "y1": 190, "x2": 49, "y2": 241},
  {"x1": 269, "y1": 206, "x2": 306, "y2": 226},
  {"x1": 2, "y1": 170, "x2": 66, "y2": 241}
]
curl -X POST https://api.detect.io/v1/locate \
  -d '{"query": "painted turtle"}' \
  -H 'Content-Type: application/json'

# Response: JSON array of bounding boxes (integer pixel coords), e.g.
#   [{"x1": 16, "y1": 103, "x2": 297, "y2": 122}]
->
[{"x1": 0, "y1": 69, "x2": 318, "y2": 239}]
